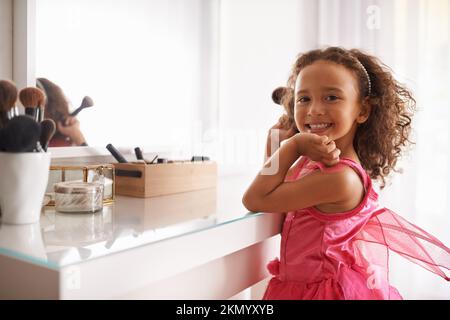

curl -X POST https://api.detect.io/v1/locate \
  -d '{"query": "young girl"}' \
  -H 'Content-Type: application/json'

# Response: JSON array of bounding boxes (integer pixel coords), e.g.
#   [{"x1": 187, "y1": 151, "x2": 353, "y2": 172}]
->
[{"x1": 242, "y1": 47, "x2": 450, "y2": 300}]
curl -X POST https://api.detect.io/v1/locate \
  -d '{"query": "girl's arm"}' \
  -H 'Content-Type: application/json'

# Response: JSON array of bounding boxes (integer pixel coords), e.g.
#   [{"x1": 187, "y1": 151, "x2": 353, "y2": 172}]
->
[
  {"x1": 243, "y1": 133, "x2": 359, "y2": 213},
  {"x1": 265, "y1": 116, "x2": 298, "y2": 178}
]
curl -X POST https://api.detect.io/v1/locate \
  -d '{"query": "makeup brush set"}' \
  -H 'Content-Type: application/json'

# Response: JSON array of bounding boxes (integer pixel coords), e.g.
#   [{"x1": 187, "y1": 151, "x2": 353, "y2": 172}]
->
[
  {"x1": 106, "y1": 144, "x2": 217, "y2": 198},
  {"x1": 0, "y1": 80, "x2": 56, "y2": 152}
]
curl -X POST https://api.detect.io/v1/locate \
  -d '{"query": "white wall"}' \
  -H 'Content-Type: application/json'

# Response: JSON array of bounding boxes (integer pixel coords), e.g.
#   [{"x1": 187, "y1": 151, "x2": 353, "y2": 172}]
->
[
  {"x1": 0, "y1": 0, "x2": 13, "y2": 79},
  {"x1": 219, "y1": 0, "x2": 304, "y2": 132},
  {"x1": 217, "y1": 0, "x2": 310, "y2": 173}
]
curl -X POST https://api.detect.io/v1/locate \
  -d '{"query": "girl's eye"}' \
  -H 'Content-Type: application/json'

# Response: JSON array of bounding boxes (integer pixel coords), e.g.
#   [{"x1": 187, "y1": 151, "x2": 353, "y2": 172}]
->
[
  {"x1": 296, "y1": 97, "x2": 310, "y2": 104},
  {"x1": 325, "y1": 95, "x2": 339, "y2": 101}
]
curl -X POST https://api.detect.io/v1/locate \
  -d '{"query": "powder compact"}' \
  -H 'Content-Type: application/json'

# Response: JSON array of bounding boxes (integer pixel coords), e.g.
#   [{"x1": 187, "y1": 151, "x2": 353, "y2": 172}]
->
[{"x1": 54, "y1": 181, "x2": 104, "y2": 213}]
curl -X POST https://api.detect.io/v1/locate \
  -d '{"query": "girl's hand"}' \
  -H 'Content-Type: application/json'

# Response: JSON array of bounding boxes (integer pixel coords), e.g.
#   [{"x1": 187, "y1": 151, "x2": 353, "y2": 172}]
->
[
  {"x1": 266, "y1": 115, "x2": 297, "y2": 158},
  {"x1": 57, "y1": 116, "x2": 87, "y2": 146},
  {"x1": 293, "y1": 133, "x2": 341, "y2": 167}
]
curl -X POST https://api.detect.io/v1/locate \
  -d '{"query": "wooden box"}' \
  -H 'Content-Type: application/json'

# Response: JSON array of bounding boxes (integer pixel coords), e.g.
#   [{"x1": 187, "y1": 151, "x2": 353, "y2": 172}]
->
[{"x1": 113, "y1": 161, "x2": 217, "y2": 198}]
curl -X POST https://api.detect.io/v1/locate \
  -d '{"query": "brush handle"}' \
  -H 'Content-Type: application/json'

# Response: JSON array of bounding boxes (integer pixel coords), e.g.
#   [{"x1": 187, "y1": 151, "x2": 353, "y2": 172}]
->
[
  {"x1": 106, "y1": 144, "x2": 128, "y2": 163},
  {"x1": 1, "y1": 107, "x2": 19, "y2": 127},
  {"x1": 39, "y1": 136, "x2": 47, "y2": 151},
  {"x1": 149, "y1": 155, "x2": 158, "y2": 164},
  {"x1": 25, "y1": 107, "x2": 40, "y2": 122},
  {"x1": 69, "y1": 106, "x2": 83, "y2": 117},
  {"x1": 134, "y1": 148, "x2": 156, "y2": 164},
  {"x1": 134, "y1": 147, "x2": 144, "y2": 160},
  {"x1": 38, "y1": 106, "x2": 44, "y2": 122},
  {"x1": 40, "y1": 119, "x2": 56, "y2": 152},
  {"x1": 61, "y1": 109, "x2": 81, "y2": 127},
  {"x1": 62, "y1": 105, "x2": 84, "y2": 126}
]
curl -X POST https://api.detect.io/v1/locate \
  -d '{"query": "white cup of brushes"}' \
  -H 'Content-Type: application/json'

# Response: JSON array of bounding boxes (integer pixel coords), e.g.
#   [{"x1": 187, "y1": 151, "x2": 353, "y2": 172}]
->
[
  {"x1": 0, "y1": 152, "x2": 51, "y2": 224},
  {"x1": 0, "y1": 83, "x2": 54, "y2": 225}
]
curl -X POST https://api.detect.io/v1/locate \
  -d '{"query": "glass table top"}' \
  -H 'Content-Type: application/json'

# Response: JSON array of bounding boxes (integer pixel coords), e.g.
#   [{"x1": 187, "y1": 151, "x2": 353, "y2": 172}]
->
[{"x1": 0, "y1": 174, "x2": 260, "y2": 269}]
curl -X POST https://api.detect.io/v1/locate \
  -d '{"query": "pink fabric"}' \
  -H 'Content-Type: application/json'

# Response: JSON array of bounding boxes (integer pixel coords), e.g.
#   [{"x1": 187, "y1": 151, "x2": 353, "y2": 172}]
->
[{"x1": 262, "y1": 157, "x2": 450, "y2": 300}]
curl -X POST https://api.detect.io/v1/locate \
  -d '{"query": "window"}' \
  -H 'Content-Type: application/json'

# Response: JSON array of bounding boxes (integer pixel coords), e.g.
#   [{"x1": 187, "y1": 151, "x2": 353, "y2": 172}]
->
[{"x1": 35, "y1": 0, "x2": 218, "y2": 151}]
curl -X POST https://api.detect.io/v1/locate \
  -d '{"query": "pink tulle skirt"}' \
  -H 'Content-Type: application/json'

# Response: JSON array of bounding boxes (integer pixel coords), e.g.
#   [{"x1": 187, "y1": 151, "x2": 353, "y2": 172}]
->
[{"x1": 262, "y1": 260, "x2": 403, "y2": 300}]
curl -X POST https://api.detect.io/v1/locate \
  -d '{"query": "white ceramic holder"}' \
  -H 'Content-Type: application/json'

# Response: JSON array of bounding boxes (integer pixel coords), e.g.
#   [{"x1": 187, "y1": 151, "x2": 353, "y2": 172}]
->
[{"x1": 0, "y1": 152, "x2": 51, "y2": 224}]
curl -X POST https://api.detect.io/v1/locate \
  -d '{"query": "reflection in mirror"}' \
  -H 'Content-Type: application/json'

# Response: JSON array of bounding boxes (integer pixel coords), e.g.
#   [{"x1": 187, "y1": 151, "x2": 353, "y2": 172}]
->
[
  {"x1": 37, "y1": 77, "x2": 90, "y2": 147},
  {"x1": 36, "y1": 0, "x2": 218, "y2": 151}
]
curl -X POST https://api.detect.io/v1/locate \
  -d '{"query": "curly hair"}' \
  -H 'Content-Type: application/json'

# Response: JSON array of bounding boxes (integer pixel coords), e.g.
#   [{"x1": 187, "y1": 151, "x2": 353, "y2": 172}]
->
[{"x1": 275, "y1": 47, "x2": 416, "y2": 189}]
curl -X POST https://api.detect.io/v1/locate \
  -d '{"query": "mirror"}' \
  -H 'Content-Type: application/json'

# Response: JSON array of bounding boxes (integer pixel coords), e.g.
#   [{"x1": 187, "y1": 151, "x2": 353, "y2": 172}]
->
[{"x1": 35, "y1": 0, "x2": 219, "y2": 150}]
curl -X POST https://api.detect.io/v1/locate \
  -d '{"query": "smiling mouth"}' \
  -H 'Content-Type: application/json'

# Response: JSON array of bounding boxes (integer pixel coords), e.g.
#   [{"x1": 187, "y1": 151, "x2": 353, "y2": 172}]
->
[{"x1": 305, "y1": 123, "x2": 333, "y2": 130}]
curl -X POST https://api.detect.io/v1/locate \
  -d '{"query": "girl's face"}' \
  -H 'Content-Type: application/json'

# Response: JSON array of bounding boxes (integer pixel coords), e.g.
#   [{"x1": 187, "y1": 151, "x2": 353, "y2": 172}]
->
[{"x1": 294, "y1": 60, "x2": 368, "y2": 144}]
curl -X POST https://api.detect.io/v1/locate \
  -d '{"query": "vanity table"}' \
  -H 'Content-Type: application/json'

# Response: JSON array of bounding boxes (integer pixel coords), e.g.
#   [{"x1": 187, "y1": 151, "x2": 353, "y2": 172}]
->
[{"x1": 0, "y1": 174, "x2": 283, "y2": 299}]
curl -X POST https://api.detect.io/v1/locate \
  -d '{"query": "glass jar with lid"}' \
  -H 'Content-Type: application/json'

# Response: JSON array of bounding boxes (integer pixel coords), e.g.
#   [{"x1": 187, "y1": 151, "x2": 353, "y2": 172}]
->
[{"x1": 54, "y1": 181, "x2": 104, "y2": 213}]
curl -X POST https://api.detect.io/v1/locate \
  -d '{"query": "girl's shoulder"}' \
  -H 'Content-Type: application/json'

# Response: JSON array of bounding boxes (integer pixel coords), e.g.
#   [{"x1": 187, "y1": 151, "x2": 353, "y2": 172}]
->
[
  {"x1": 287, "y1": 155, "x2": 370, "y2": 191},
  {"x1": 299, "y1": 157, "x2": 376, "y2": 215},
  {"x1": 301, "y1": 156, "x2": 366, "y2": 182}
]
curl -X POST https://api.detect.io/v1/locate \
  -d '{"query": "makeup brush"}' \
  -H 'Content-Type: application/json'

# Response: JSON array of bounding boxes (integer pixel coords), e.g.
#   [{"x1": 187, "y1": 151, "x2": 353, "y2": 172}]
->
[
  {"x1": 60, "y1": 96, "x2": 94, "y2": 127},
  {"x1": 40, "y1": 119, "x2": 56, "y2": 152},
  {"x1": 134, "y1": 147, "x2": 158, "y2": 164},
  {"x1": 134, "y1": 147, "x2": 146, "y2": 164},
  {"x1": 70, "y1": 96, "x2": 94, "y2": 117},
  {"x1": 19, "y1": 87, "x2": 46, "y2": 122},
  {"x1": 134, "y1": 147, "x2": 144, "y2": 160},
  {"x1": 106, "y1": 143, "x2": 128, "y2": 163},
  {"x1": 149, "y1": 155, "x2": 158, "y2": 164},
  {"x1": 0, "y1": 115, "x2": 41, "y2": 152},
  {"x1": 0, "y1": 80, "x2": 18, "y2": 128}
]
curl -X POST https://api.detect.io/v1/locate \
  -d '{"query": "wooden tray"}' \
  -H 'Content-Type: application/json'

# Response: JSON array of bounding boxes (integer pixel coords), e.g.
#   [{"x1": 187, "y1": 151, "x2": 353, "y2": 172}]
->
[{"x1": 113, "y1": 161, "x2": 217, "y2": 198}]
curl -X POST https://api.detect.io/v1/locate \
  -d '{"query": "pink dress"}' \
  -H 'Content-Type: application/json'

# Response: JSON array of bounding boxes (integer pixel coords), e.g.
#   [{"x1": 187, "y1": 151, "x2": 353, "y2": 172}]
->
[{"x1": 262, "y1": 156, "x2": 450, "y2": 300}]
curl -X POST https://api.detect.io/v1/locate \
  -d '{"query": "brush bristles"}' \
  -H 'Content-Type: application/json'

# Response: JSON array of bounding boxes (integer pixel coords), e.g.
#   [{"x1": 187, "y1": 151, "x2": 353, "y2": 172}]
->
[
  {"x1": 19, "y1": 87, "x2": 46, "y2": 109},
  {"x1": 0, "y1": 115, "x2": 41, "y2": 152},
  {"x1": 40, "y1": 119, "x2": 56, "y2": 151},
  {"x1": 82, "y1": 96, "x2": 94, "y2": 108},
  {"x1": 0, "y1": 80, "x2": 18, "y2": 112}
]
